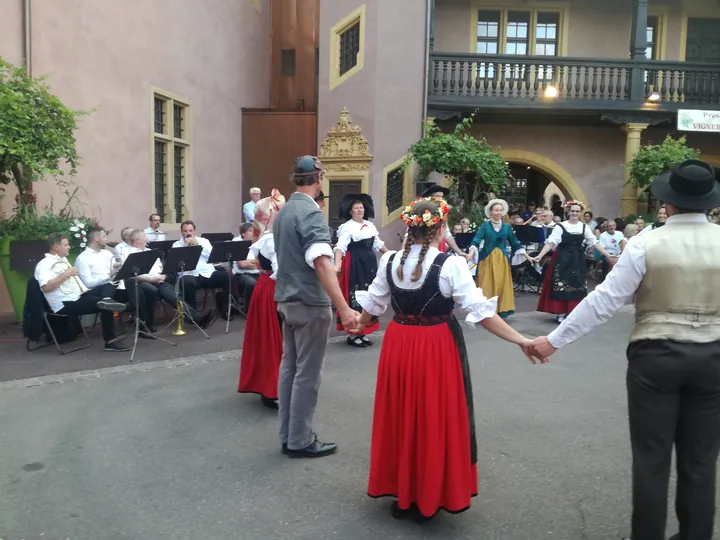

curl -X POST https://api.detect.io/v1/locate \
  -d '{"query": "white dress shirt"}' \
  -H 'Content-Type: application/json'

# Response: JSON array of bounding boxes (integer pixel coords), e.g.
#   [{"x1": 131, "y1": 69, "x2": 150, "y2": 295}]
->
[
  {"x1": 356, "y1": 246, "x2": 498, "y2": 327},
  {"x1": 243, "y1": 201, "x2": 256, "y2": 223},
  {"x1": 248, "y1": 233, "x2": 279, "y2": 280},
  {"x1": 231, "y1": 235, "x2": 260, "y2": 276},
  {"x1": 334, "y1": 219, "x2": 386, "y2": 254},
  {"x1": 171, "y1": 236, "x2": 216, "y2": 278},
  {"x1": 34, "y1": 254, "x2": 83, "y2": 312},
  {"x1": 124, "y1": 246, "x2": 163, "y2": 278},
  {"x1": 144, "y1": 227, "x2": 166, "y2": 242},
  {"x1": 75, "y1": 247, "x2": 116, "y2": 289},
  {"x1": 547, "y1": 213, "x2": 708, "y2": 349},
  {"x1": 294, "y1": 192, "x2": 335, "y2": 267},
  {"x1": 547, "y1": 221, "x2": 598, "y2": 248}
]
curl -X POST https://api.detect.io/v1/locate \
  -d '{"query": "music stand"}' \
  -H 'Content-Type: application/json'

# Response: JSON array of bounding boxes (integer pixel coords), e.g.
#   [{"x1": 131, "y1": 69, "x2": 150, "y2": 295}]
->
[
  {"x1": 511, "y1": 225, "x2": 546, "y2": 294},
  {"x1": 208, "y1": 240, "x2": 252, "y2": 333},
  {"x1": 161, "y1": 246, "x2": 210, "y2": 339},
  {"x1": 201, "y1": 233, "x2": 233, "y2": 245},
  {"x1": 148, "y1": 240, "x2": 176, "y2": 258},
  {"x1": 10, "y1": 240, "x2": 47, "y2": 271},
  {"x1": 115, "y1": 250, "x2": 177, "y2": 361},
  {"x1": 453, "y1": 232, "x2": 476, "y2": 253}
]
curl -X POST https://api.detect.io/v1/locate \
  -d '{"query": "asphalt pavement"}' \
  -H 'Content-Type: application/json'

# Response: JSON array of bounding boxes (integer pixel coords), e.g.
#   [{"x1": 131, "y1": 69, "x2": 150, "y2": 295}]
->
[{"x1": 0, "y1": 307, "x2": 706, "y2": 540}]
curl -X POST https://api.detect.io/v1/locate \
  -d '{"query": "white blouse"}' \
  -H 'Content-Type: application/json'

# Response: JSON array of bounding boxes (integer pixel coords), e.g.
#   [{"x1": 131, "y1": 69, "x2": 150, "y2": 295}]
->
[
  {"x1": 247, "y1": 233, "x2": 278, "y2": 280},
  {"x1": 547, "y1": 220, "x2": 598, "y2": 248},
  {"x1": 355, "y1": 246, "x2": 498, "y2": 327},
  {"x1": 334, "y1": 219, "x2": 385, "y2": 254}
]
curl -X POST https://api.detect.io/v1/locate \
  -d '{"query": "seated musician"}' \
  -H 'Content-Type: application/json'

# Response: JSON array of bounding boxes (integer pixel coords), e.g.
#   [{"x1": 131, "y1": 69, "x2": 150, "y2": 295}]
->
[
  {"x1": 232, "y1": 223, "x2": 259, "y2": 314},
  {"x1": 114, "y1": 227, "x2": 133, "y2": 260},
  {"x1": 125, "y1": 229, "x2": 213, "y2": 330},
  {"x1": 144, "y1": 213, "x2": 166, "y2": 242},
  {"x1": 172, "y1": 220, "x2": 231, "y2": 320},
  {"x1": 34, "y1": 233, "x2": 130, "y2": 352},
  {"x1": 75, "y1": 226, "x2": 144, "y2": 317}
]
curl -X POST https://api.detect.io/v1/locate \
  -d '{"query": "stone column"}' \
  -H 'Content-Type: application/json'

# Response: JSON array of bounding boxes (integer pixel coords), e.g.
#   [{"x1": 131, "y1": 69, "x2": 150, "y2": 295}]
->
[{"x1": 621, "y1": 123, "x2": 648, "y2": 217}]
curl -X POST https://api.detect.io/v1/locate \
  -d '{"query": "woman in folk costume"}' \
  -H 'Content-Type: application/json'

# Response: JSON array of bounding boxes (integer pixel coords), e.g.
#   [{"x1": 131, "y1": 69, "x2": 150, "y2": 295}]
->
[
  {"x1": 353, "y1": 197, "x2": 543, "y2": 522},
  {"x1": 469, "y1": 199, "x2": 532, "y2": 318},
  {"x1": 333, "y1": 193, "x2": 388, "y2": 347},
  {"x1": 238, "y1": 189, "x2": 285, "y2": 410},
  {"x1": 532, "y1": 200, "x2": 615, "y2": 323}
]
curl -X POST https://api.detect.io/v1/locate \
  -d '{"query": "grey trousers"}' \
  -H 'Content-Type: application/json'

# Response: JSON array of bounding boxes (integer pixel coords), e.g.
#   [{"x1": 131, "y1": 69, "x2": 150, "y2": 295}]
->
[{"x1": 277, "y1": 301, "x2": 333, "y2": 450}]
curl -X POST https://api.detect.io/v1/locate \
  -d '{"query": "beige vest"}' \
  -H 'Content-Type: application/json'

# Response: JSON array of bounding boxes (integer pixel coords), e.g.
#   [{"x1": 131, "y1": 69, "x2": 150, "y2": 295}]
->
[{"x1": 630, "y1": 221, "x2": 720, "y2": 343}]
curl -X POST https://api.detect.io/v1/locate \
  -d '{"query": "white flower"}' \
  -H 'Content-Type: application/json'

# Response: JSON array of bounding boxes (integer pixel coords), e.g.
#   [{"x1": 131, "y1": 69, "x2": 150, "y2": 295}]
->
[
  {"x1": 79, "y1": 229, "x2": 86, "y2": 236},
  {"x1": 74, "y1": 233, "x2": 81, "y2": 238},
  {"x1": 80, "y1": 242, "x2": 86, "y2": 248},
  {"x1": 69, "y1": 226, "x2": 79, "y2": 232}
]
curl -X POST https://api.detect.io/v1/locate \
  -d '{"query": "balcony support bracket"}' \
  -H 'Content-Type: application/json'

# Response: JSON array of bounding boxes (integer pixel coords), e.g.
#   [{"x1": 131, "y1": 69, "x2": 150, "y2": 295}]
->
[{"x1": 601, "y1": 114, "x2": 671, "y2": 127}]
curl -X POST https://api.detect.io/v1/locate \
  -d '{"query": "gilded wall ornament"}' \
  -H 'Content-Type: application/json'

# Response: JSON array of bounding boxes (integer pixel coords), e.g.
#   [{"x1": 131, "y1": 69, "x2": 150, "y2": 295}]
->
[{"x1": 319, "y1": 108, "x2": 372, "y2": 171}]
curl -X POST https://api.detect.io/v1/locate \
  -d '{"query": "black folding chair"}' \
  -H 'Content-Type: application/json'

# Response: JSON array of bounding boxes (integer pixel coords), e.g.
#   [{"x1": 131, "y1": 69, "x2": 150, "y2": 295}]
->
[{"x1": 24, "y1": 278, "x2": 93, "y2": 355}]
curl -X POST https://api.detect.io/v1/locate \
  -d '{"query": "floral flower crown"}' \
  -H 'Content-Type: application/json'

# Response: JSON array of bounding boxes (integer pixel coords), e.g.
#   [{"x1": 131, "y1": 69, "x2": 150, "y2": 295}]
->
[
  {"x1": 564, "y1": 199, "x2": 586, "y2": 211},
  {"x1": 401, "y1": 197, "x2": 450, "y2": 227}
]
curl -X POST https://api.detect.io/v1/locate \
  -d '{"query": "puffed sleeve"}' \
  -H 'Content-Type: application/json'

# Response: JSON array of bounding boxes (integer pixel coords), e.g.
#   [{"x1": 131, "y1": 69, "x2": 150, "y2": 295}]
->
[
  {"x1": 247, "y1": 241, "x2": 259, "y2": 261},
  {"x1": 547, "y1": 224, "x2": 563, "y2": 246},
  {"x1": 438, "y1": 256, "x2": 497, "y2": 326},
  {"x1": 333, "y1": 221, "x2": 352, "y2": 254},
  {"x1": 583, "y1": 224, "x2": 598, "y2": 247},
  {"x1": 372, "y1": 232, "x2": 385, "y2": 252},
  {"x1": 355, "y1": 251, "x2": 394, "y2": 316}
]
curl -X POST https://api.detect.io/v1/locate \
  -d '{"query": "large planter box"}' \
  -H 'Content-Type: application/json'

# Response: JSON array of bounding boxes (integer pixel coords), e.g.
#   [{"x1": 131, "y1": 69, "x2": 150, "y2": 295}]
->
[{"x1": 0, "y1": 237, "x2": 78, "y2": 323}]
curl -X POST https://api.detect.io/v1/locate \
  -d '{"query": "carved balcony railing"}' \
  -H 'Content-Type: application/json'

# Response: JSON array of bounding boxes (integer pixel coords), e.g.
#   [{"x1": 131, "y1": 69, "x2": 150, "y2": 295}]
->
[{"x1": 428, "y1": 53, "x2": 720, "y2": 111}]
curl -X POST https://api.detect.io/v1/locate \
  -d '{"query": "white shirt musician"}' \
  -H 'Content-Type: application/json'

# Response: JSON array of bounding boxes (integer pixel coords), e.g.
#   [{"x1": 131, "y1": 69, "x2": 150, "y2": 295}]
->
[
  {"x1": 76, "y1": 230, "x2": 124, "y2": 290},
  {"x1": 34, "y1": 232, "x2": 129, "y2": 352},
  {"x1": 144, "y1": 213, "x2": 166, "y2": 242},
  {"x1": 172, "y1": 220, "x2": 232, "y2": 318}
]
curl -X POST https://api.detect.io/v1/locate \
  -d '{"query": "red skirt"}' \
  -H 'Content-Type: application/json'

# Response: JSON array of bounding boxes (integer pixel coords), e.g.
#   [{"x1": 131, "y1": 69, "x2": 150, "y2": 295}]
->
[
  {"x1": 536, "y1": 251, "x2": 582, "y2": 315},
  {"x1": 368, "y1": 320, "x2": 478, "y2": 517},
  {"x1": 337, "y1": 251, "x2": 379, "y2": 335},
  {"x1": 238, "y1": 273, "x2": 282, "y2": 399}
]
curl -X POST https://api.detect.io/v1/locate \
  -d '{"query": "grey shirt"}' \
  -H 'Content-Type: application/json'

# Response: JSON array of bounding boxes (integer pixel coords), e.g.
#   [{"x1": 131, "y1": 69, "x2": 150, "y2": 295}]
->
[{"x1": 274, "y1": 192, "x2": 333, "y2": 306}]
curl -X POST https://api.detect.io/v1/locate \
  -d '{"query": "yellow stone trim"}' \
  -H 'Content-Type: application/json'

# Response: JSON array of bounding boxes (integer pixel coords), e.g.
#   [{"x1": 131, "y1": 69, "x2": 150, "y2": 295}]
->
[
  {"x1": 381, "y1": 157, "x2": 416, "y2": 227},
  {"x1": 468, "y1": 1, "x2": 570, "y2": 56},
  {"x1": 621, "y1": 123, "x2": 649, "y2": 217},
  {"x1": 499, "y1": 149, "x2": 588, "y2": 206},
  {"x1": 151, "y1": 86, "x2": 192, "y2": 227},
  {"x1": 321, "y1": 171, "x2": 370, "y2": 221},
  {"x1": 329, "y1": 5, "x2": 366, "y2": 90},
  {"x1": 648, "y1": 6, "x2": 668, "y2": 61}
]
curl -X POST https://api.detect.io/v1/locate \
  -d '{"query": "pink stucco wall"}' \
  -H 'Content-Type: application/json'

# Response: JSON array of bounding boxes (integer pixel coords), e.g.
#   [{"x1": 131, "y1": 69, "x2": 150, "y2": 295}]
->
[{"x1": 0, "y1": 0, "x2": 270, "y2": 239}]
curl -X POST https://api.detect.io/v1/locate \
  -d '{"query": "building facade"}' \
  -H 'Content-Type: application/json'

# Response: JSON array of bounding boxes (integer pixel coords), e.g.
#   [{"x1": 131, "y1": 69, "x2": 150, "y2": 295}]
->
[{"x1": 317, "y1": 0, "x2": 720, "y2": 245}]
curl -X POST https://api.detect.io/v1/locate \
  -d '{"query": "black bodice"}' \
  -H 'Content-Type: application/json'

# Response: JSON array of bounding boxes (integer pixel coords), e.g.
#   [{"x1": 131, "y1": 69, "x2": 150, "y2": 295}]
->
[
  {"x1": 347, "y1": 237, "x2": 374, "y2": 253},
  {"x1": 387, "y1": 252, "x2": 455, "y2": 325},
  {"x1": 557, "y1": 223, "x2": 587, "y2": 250},
  {"x1": 258, "y1": 253, "x2": 273, "y2": 272}
]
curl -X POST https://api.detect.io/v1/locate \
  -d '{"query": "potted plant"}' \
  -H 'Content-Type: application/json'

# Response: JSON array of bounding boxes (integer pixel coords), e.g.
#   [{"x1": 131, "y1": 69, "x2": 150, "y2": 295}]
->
[
  {"x1": 0, "y1": 57, "x2": 89, "y2": 321},
  {"x1": 402, "y1": 112, "x2": 510, "y2": 216}
]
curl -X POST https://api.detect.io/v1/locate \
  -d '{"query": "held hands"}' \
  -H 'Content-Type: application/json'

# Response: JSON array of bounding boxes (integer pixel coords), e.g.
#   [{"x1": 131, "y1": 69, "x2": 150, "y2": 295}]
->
[
  {"x1": 339, "y1": 307, "x2": 361, "y2": 331},
  {"x1": 527, "y1": 336, "x2": 557, "y2": 362},
  {"x1": 520, "y1": 339, "x2": 550, "y2": 364}
]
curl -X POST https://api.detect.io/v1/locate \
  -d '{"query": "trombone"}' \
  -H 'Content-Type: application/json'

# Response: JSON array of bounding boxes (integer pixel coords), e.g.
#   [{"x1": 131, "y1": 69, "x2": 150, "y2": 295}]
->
[{"x1": 51, "y1": 257, "x2": 89, "y2": 295}]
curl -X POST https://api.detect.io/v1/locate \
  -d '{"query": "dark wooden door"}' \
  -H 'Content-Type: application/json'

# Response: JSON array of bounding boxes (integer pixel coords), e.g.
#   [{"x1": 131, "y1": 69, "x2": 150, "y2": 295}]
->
[{"x1": 328, "y1": 179, "x2": 362, "y2": 232}]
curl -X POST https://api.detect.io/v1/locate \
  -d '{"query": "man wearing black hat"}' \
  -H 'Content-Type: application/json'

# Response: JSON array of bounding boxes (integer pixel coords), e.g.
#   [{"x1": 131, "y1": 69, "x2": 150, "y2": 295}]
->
[
  {"x1": 530, "y1": 160, "x2": 720, "y2": 540},
  {"x1": 273, "y1": 156, "x2": 359, "y2": 459},
  {"x1": 417, "y1": 183, "x2": 472, "y2": 260}
]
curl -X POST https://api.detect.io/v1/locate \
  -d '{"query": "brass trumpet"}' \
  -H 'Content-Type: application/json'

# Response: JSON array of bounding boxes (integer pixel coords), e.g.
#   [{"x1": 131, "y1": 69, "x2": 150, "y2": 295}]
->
[
  {"x1": 51, "y1": 257, "x2": 89, "y2": 295},
  {"x1": 172, "y1": 277, "x2": 187, "y2": 335}
]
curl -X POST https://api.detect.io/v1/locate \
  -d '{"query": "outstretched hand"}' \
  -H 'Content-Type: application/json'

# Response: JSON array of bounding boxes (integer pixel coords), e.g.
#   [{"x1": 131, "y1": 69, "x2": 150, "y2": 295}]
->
[{"x1": 520, "y1": 339, "x2": 550, "y2": 364}]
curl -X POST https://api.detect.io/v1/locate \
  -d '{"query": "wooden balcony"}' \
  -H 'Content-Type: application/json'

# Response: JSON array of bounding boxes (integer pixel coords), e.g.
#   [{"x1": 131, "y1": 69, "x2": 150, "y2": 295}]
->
[{"x1": 428, "y1": 53, "x2": 720, "y2": 117}]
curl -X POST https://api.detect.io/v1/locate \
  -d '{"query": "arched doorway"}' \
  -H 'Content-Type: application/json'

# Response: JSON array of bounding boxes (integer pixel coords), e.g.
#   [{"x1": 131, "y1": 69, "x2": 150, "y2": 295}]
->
[{"x1": 499, "y1": 150, "x2": 589, "y2": 211}]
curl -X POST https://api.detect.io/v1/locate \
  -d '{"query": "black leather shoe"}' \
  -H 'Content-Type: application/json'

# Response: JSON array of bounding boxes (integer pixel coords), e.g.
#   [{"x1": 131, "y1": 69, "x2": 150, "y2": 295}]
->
[
  {"x1": 286, "y1": 439, "x2": 338, "y2": 458},
  {"x1": 261, "y1": 396, "x2": 279, "y2": 410}
]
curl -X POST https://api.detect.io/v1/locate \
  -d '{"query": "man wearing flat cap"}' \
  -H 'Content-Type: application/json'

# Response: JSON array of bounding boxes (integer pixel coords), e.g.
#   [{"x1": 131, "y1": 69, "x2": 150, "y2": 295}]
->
[
  {"x1": 530, "y1": 160, "x2": 720, "y2": 540},
  {"x1": 273, "y1": 156, "x2": 358, "y2": 459}
]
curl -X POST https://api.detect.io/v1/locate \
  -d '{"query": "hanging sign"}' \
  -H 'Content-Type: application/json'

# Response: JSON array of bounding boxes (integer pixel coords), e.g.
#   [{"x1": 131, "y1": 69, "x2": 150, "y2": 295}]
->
[{"x1": 677, "y1": 109, "x2": 720, "y2": 133}]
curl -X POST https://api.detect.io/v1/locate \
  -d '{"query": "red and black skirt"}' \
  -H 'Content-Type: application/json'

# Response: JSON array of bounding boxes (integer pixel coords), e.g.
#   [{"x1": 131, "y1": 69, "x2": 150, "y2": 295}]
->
[
  {"x1": 337, "y1": 238, "x2": 379, "y2": 334},
  {"x1": 537, "y1": 244, "x2": 587, "y2": 315},
  {"x1": 238, "y1": 273, "x2": 282, "y2": 399},
  {"x1": 368, "y1": 314, "x2": 478, "y2": 517}
]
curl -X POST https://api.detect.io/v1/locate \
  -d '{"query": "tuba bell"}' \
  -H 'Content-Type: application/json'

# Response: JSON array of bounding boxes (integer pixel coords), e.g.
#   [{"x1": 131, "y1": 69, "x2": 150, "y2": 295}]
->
[{"x1": 51, "y1": 257, "x2": 89, "y2": 295}]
